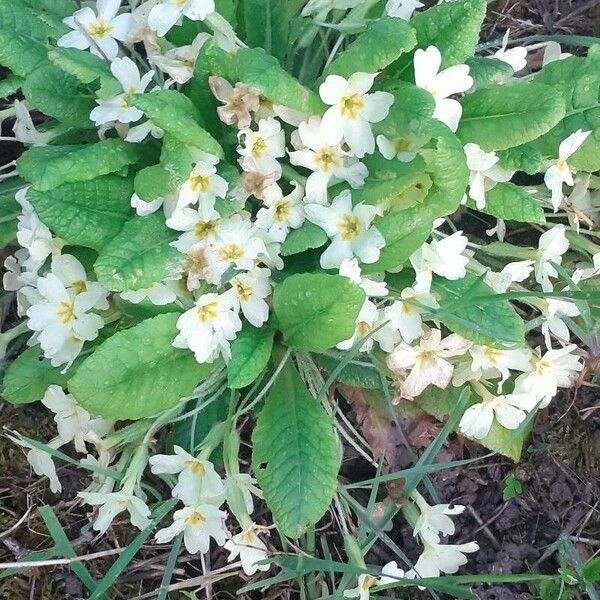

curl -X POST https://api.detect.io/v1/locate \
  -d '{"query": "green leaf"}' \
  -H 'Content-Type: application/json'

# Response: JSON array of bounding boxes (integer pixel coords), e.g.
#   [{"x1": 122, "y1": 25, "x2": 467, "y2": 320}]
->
[
  {"x1": 130, "y1": 90, "x2": 223, "y2": 157},
  {"x1": 386, "y1": 0, "x2": 487, "y2": 80},
  {"x1": 16, "y1": 139, "x2": 141, "y2": 191},
  {"x1": 26, "y1": 175, "x2": 133, "y2": 250},
  {"x1": 315, "y1": 354, "x2": 384, "y2": 390},
  {"x1": 22, "y1": 0, "x2": 74, "y2": 19},
  {"x1": 214, "y1": 47, "x2": 324, "y2": 114},
  {"x1": 0, "y1": 0, "x2": 51, "y2": 77},
  {"x1": 273, "y1": 273, "x2": 365, "y2": 353},
  {"x1": 473, "y1": 183, "x2": 545, "y2": 224},
  {"x1": 227, "y1": 325, "x2": 274, "y2": 389},
  {"x1": 457, "y1": 82, "x2": 566, "y2": 151},
  {"x1": 323, "y1": 17, "x2": 416, "y2": 79},
  {"x1": 502, "y1": 474, "x2": 522, "y2": 501},
  {"x1": 0, "y1": 191, "x2": 19, "y2": 248},
  {"x1": 2, "y1": 347, "x2": 78, "y2": 404},
  {"x1": 242, "y1": 0, "x2": 302, "y2": 63},
  {"x1": 134, "y1": 136, "x2": 194, "y2": 202},
  {"x1": 497, "y1": 144, "x2": 544, "y2": 175},
  {"x1": 48, "y1": 47, "x2": 120, "y2": 98},
  {"x1": 583, "y1": 557, "x2": 600, "y2": 584},
  {"x1": 432, "y1": 273, "x2": 525, "y2": 348},
  {"x1": 0, "y1": 73, "x2": 24, "y2": 98},
  {"x1": 531, "y1": 54, "x2": 600, "y2": 171},
  {"x1": 280, "y1": 221, "x2": 328, "y2": 257},
  {"x1": 69, "y1": 314, "x2": 213, "y2": 420},
  {"x1": 465, "y1": 56, "x2": 513, "y2": 90},
  {"x1": 94, "y1": 212, "x2": 180, "y2": 292},
  {"x1": 252, "y1": 361, "x2": 340, "y2": 538},
  {"x1": 362, "y1": 205, "x2": 432, "y2": 273}
]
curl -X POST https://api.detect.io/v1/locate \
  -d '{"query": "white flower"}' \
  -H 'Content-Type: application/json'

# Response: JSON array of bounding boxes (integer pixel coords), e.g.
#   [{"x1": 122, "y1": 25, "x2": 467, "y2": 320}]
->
[
  {"x1": 2, "y1": 250, "x2": 42, "y2": 316},
  {"x1": 534, "y1": 226, "x2": 569, "y2": 292},
  {"x1": 337, "y1": 299, "x2": 380, "y2": 352},
  {"x1": 409, "y1": 232, "x2": 469, "y2": 291},
  {"x1": 27, "y1": 274, "x2": 105, "y2": 368},
  {"x1": 255, "y1": 182, "x2": 305, "y2": 242},
  {"x1": 255, "y1": 228, "x2": 284, "y2": 271},
  {"x1": 459, "y1": 390, "x2": 537, "y2": 440},
  {"x1": 225, "y1": 473, "x2": 263, "y2": 515},
  {"x1": 173, "y1": 292, "x2": 242, "y2": 363},
  {"x1": 51, "y1": 254, "x2": 109, "y2": 310},
  {"x1": 156, "y1": 504, "x2": 228, "y2": 553},
  {"x1": 125, "y1": 118, "x2": 164, "y2": 143},
  {"x1": 206, "y1": 214, "x2": 268, "y2": 284},
  {"x1": 58, "y1": 0, "x2": 131, "y2": 61},
  {"x1": 302, "y1": 0, "x2": 362, "y2": 19},
  {"x1": 209, "y1": 77, "x2": 260, "y2": 130},
  {"x1": 492, "y1": 30, "x2": 528, "y2": 72},
  {"x1": 289, "y1": 116, "x2": 368, "y2": 204},
  {"x1": 413, "y1": 497, "x2": 464, "y2": 545},
  {"x1": 376, "y1": 134, "x2": 419, "y2": 163},
  {"x1": 541, "y1": 299, "x2": 580, "y2": 347},
  {"x1": 385, "y1": 0, "x2": 423, "y2": 19},
  {"x1": 149, "y1": 446, "x2": 225, "y2": 505},
  {"x1": 544, "y1": 129, "x2": 592, "y2": 212},
  {"x1": 383, "y1": 284, "x2": 439, "y2": 344},
  {"x1": 463, "y1": 143, "x2": 513, "y2": 209},
  {"x1": 542, "y1": 42, "x2": 571, "y2": 66},
  {"x1": 130, "y1": 192, "x2": 176, "y2": 217},
  {"x1": 90, "y1": 57, "x2": 155, "y2": 126},
  {"x1": 387, "y1": 328, "x2": 471, "y2": 398},
  {"x1": 17, "y1": 437, "x2": 64, "y2": 494},
  {"x1": 16, "y1": 190, "x2": 61, "y2": 263},
  {"x1": 150, "y1": 33, "x2": 208, "y2": 84},
  {"x1": 148, "y1": 0, "x2": 215, "y2": 37},
  {"x1": 238, "y1": 117, "x2": 286, "y2": 176},
  {"x1": 514, "y1": 344, "x2": 583, "y2": 407},
  {"x1": 79, "y1": 490, "x2": 151, "y2": 534},
  {"x1": 305, "y1": 190, "x2": 385, "y2": 269},
  {"x1": 230, "y1": 268, "x2": 272, "y2": 328},
  {"x1": 344, "y1": 574, "x2": 379, "y2": 600},
  {"x1": 176, "y1": 157, "x2": 228, "y2": 217},
  {"x1": 224, "y1": 524, "x2": 270, "y2": 575},
  {"x1": 168, "y1": 207, "x2": 219, "y2": 254},
  {"x1": 411, "y1": 541, "x2": 479, "y2": 578},
  {"x1": 319, "y1": 73, "x2": 394, "y2": 158},
  {"x1": 121, "y1": 282, "x2": 178, "y2": 306},
  {"x1": 378, "y1": 561, "x2": 406, "y2": 585},
  {"x1": 485, "y1": 260, "x2": 534, "y2": 293},
  {"x1": 339, "y1": 258, "x2": 388, "y2": 298},
  {"x1": 13, "y1": 100, "x2": 52, "y2": 146},
  {"x1": 413, "y1": 46, "x2": 473, "y2": 132}
]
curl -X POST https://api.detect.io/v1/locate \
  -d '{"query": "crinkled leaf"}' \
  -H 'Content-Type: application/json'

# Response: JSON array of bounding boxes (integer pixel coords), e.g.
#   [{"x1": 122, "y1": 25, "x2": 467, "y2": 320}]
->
[
  {"x1": 474, "y1": 183, "x2": 545, "y2": 224},
  {"x1": 386, "y1": 0, "x2": 487, "y2": 80},
  {"x1": 362, "y1": 205, "x2": 433, "y2": 273},
  {"x1": 94, "y1": 212, "x2": 180, "y2": 292},
  {"x1": 280, "y1": 221, "x2": 328, "y2": 256},
  {"x1": 531, "y1": 54, "x2": 600, "y2": 171},
  {"x1": 130, "y1": 90, "x2": 223, "y2": 158},
  {"x1": 432, "y1": 274, "x2": 525, "y2": 348},
  {"x1": 0, "y1": 191, "x2": 19, "y2": 248},
  {"x1": 69, "y1": 313, "x2": 213, "y2": 420},
  {"x1": 48, "y1": 47, "x2": 120, "y2": 99},
  {"x1": 273, "y1": 273, "x2": 365, "y2": 353},
  {"x1": 227, "y1": 325, "x2": 274, "y2": 389},
  {"x1": 0, "y1": 0, "x2": 51, "y2": 77},
  {"x1": 23, "y1": 65, "x2": 96, "y2": 128},
  {"x1": 315, "y1": 354, "x2": 384, "y2": 391},
  {"x1": 26, "y1": 175, "x2": 133, "y2": 250},
  {"x1": 457, "y1": 81, "x2": 566, "y2": 151},
  {"x1": 0, "y1": 73, "x2": 24, "y2": 98},
  {"x1": 16, "y1": 139, "x2": 141, "y2": 191},
  {"x1": 497, "y1": 144, "x2": 544, "y2": 175},
  {"x1": 465, "y1": 56, "x2": 513, "y2": 90},
  {"x1": 323, "y1": 17, "x2": 416, "y2": 79},
  {"x1": 3, "y1": 347, "x2": 77, "y2": 405},
  {"x1": 252, "y1": 361, "x2": 340, "y2": 538}
]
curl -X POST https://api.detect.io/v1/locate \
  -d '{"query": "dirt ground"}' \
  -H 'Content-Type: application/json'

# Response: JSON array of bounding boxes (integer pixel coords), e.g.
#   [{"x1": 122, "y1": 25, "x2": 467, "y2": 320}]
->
[{"x1": 0, "y1": 0, "x2": 599, "y2": 598}]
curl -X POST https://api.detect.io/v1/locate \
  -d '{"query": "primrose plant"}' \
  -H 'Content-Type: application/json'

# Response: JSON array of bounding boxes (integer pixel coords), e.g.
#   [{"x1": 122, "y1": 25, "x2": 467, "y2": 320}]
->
[{"x1": 0, "y1": 0, "x2": 598, "y2": 596}]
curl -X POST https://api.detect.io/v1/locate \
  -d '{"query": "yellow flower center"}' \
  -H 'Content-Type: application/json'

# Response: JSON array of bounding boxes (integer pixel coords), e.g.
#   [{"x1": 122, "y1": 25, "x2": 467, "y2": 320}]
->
[
  {"x1": 239, "y1": 529, "x2": 256, "y2": 544},
  {"x1": 176, "y1": 0, "x2": 188, "y2": 6},
  {"x1": 340, "y1": 93, "x2": 364, "y2": 120},
  {"x1": 415, "y1": 349, "x2": 437, "y2": 368},
  {"x1": 219, "y1": 244, "x2": 244, "y2": 261},
  {"x1": 234, "y1": 280, "x2": 253, "y2": 302},
  {"x1": 71, "y1": 280, "x2": 87, "y2": 295},
  {"x1": 535, "y1": 358, "x2": 551, "y2": 376},
  {"x1": 360, "y1": 575, "x2": 378, "y2": 591},
  {"x1": 356, "y1": 322, "x2": 371, "y2": 336},
  {"x1": 185, "y1": 247, "x2": 208, "y2": 275},
  {"x1": 337, "y1": 213, "x2": 360, "y2": 241},
  {"x1": 273, "y1": 199, "x2": 291, "y2": 222},
  {"x1": 57, "y1": 301, "x2": 76, "y2": 324},
  {"x1": 401, "y1": 302, "x2": 414, "y2": 314},
  {"x1": 185, "y1": 511, "x2": 206, "y2": 526},
  {"x1": 251, "y1": 136, "x2": 267, "y2": 159},
  {"x1": 394, "y1": 137, "x2": 411, "y2": 152},
  {"x1": 194, "y1": 219, "x2": 216, "y2": 239},
  {"x1": 314, "y1": 148, "x2": 339, "y2": 172},
  {"x1": 88, "y1": 18, "x2": 113, "y2": 39},
  {"x1": 190, "y1": 174, "x2": 210, "y2": 193},
  {"x1": 483, "y1": 347, "x2": 501, "y2": 364},
  {"x1": 197, "y1": 301, "x2": 218, "y2": 323}
]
